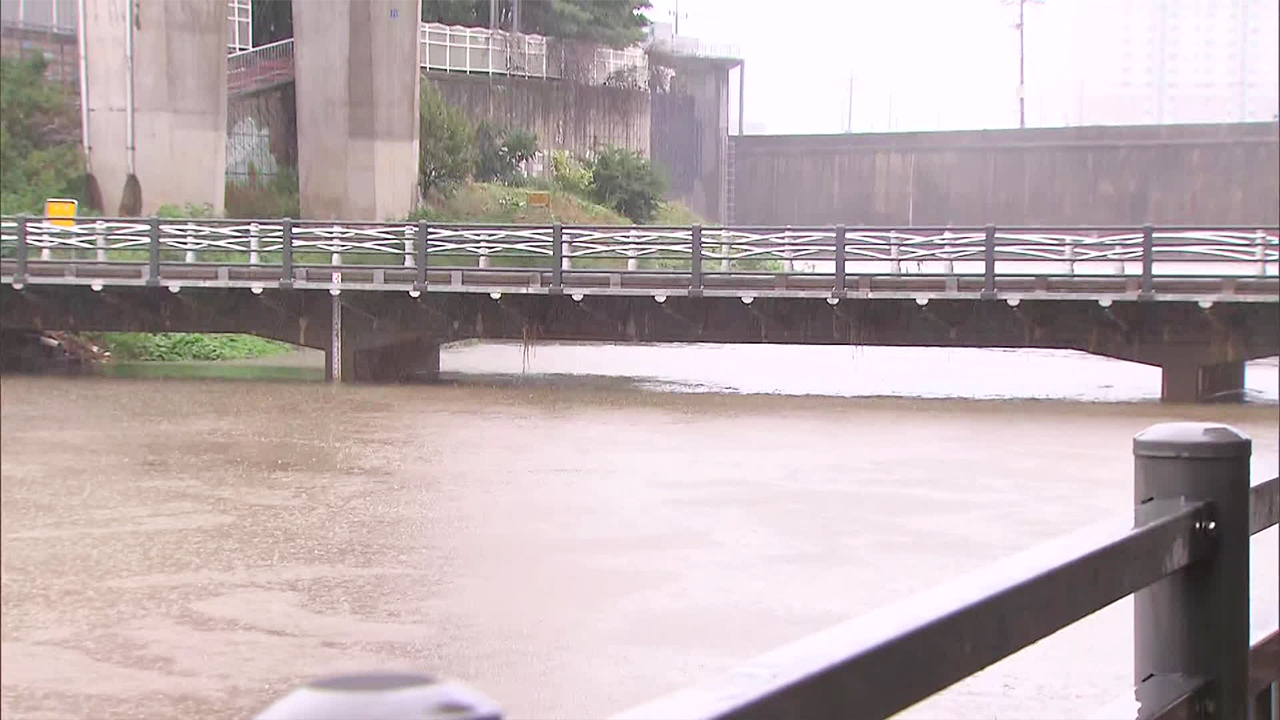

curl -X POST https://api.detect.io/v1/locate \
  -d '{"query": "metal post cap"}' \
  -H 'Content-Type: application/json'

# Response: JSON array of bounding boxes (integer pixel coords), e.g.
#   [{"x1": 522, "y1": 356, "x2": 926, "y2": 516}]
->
[
  {"x1": 255, "y1": 672, "x2": 502, "y2": 720},
  {"x1": 1133, "y1": 422, "x2": 1252, "y2": 459}
]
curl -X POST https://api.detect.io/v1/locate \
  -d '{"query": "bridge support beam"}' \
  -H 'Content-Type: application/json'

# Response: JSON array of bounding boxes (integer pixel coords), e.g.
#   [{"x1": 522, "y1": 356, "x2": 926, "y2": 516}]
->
[
  {"x1": 293, "y1": 0, "x2": 421, "y2": 220},
  {"x1": 1160, "y1": 360, "x2": 1246, "y2": 404},
  {"x1": 83, "y1": 0, "x2": 227, "y2": 215}
]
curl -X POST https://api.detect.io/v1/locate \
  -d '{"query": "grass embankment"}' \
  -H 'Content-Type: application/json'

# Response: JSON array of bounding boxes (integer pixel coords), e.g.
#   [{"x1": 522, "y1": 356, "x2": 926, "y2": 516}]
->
[
  {"x1": 86, "y1": 333, "x2": 291, "y2": 362},
  {"x1": 418, "y1": 182, "x2": 701, "y2": 226}
]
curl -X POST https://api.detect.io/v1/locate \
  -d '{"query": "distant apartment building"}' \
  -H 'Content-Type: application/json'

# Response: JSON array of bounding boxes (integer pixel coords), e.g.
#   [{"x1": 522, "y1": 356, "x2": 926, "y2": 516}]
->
[{"x1": 1034, "y1": 0, "x2": 1279, "y2": 126}]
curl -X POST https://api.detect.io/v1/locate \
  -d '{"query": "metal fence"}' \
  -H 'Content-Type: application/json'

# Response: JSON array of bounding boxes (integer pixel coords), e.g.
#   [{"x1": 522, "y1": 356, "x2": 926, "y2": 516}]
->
[
  {"x1": 252, "y1": 422, "x2": 1278, "y2": 720},
  {"x1": 419, "y1": 22, "x2": 647, "y2": 84},
  {"x1": 1, "y1": 218, "x2": 1277, "y2": 301},
  {"x1": 226, "y1": 38, "x2": 295, "y2": 96}
]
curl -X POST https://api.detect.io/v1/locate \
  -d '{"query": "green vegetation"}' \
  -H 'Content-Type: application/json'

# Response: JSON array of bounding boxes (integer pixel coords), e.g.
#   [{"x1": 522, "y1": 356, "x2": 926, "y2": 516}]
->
[
  {"x1": 418, "y1": 82, "x2": 477, "y2": 195},
  {"x1": 0, "y1": 56, "x2": 86, "y2": 215},
  {"x1": 584, "y1": 147, "x2": 666, "y2": 223},
  {"x1": 413, "y1": 181, "x2": 628, "y2": 224},
  {"x1": 225, "y1": 168, "x2": 300, "y2": 219},
  {"x1": 549, "y1": 150, "x2": 592, "y2": 197},
  {"x1": 87, "y1": 332, "x2": 291, "y2": 362},
  {"x1": 422, "y1": 0, "x2": 651, "y2": 48},
  {"x1": 473, "y1": 122, "x2": 539, "y2": 184},
  {"x1": 155, "y1": 202, "x2": 216, "y2": 218}
]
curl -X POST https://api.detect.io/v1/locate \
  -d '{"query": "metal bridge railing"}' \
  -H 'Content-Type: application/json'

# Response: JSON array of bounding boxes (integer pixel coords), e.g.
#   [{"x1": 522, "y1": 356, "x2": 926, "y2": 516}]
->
[
  {"x1": 1, "y1": 217, "x2": 1277, "y2": 301},
  {"x1": 226, "y1": 38, "x2": 295, "y2": 96},
  {"x1": 251, "y1": 422, "x2": 1278, "y2": 720}
]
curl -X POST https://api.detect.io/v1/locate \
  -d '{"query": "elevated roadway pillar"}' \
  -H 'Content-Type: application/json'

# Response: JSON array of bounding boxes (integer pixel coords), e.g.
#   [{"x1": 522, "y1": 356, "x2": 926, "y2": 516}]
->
[
  {"x1": 1160, "y1": 360, "x2": 1247, "y2": 403},
  {"x1": 293, "y1": 0, "x2": 421, "y2": 220},
  {"x1": 83, "y1": 0, "x2": 227, "y2": 215}
]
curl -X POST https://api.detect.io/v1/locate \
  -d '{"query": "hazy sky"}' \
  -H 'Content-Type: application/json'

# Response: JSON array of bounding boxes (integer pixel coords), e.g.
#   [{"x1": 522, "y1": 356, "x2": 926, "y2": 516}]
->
[
  {"x1": 645, "y1": 0, "x2": 1029, "y2": 134},
  {"x1": 642, "y1": 0, "x2": 1280, "y2": 134}
]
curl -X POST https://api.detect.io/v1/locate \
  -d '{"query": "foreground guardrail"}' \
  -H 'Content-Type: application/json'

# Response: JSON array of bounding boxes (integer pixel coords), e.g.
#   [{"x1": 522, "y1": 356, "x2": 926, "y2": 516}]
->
[
  {"x1": 2, "y1": 217, "x2": 1278, "y2": 302},
  {"x1": 256, "y1": 422, "x2": 1278, "y2": 720}
]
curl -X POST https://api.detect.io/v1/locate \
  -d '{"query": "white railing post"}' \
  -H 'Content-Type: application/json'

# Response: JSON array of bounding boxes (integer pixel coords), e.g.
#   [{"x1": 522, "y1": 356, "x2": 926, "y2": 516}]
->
[
  {"x1": 250, "y1": 223, "x2": 261, "y2": 265},
  {"x1": 95, "y1": 220, "x2": 106, "y2": 262},
  {"x1": 890, "y1": 234, "x2": 901, "y2": 275},
  {"x1": 1256, "y1": 231, "x2": 1269, "y2": 278},
  {"x1": 39, "y1": 218, "x2": 50, "y2": 260},
  {"x1": 1065, "y1": 237, "x2": 1076, "y2": 276},
  {"x1": 404, "y1": 226, "x2": 414, "y2": 268}
]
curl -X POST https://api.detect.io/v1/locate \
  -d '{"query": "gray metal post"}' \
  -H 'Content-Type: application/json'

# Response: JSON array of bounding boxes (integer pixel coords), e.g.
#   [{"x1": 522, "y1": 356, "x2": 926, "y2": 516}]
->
[
  {"x1": 834, "y1": 224, "x2": 846, "y2": 296},
  {"x1": 15, "y1": 215, "x2": 28, "y2": 286},
  {"x1": 691, "y1": 224, "x2": 702, "y2": 295},
  {"x1": 1134, "y1": 422, "x2": 1251, "y2": 720},
  {"x1": 416, "y1": 220, "x2": 428, "y2": 291},
  {"x1": 982, "y1": 224, "x2": 996, "y2": 299},
  {"x1": 551, "y1": 222, "x2": 563, "y2": 291},
  {"x1": 329, "y1": 293, "x2": 341, "y2": 383},
  {"x1": 255, "y1": 673, "x2": 501, "y2": 720},
  {"x1": 147, "y1": 215, "x2": 160, "y2": 286},
  {"x1": 1140, "y1": 224, "x2": 1155, "y2": 298},
  {"x1": 737, "y1": 62, "x2": 745, "y2": 136},
  {"x1": 281, "y1": 218, "x2": 293, "y2": 289}
]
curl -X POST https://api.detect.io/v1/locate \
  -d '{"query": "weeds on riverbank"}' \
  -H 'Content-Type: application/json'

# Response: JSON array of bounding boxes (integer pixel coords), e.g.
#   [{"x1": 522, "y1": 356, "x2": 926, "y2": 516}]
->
[{"x1": 85, "y1": 333, "x2": 291, "y2": 362}]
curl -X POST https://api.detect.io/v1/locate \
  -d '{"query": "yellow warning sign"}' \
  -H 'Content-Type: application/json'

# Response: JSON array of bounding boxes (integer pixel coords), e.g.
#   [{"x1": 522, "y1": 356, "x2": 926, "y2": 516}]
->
[
  {"x1": 526, "y1": 190, "x2": 551, "y2": 208},
  {"x1": 44, "y1": 198, "x2": 78, "y2": 228}
]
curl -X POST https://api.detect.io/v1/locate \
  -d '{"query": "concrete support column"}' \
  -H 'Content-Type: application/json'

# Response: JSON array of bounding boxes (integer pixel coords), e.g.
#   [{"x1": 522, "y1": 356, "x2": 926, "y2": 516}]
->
[
  {"x1": 1160, "y1": 360, "x2": 1246, "y2": 403},
  {"x1": 293, "y1": 0, "x2": 421, "y2": 220},
  {"x1": 84, "y1": 0, "x2": 228, "y2": 215},
  {"x1": 336, "y1": 333, "x2": 440, "y2": 383}
]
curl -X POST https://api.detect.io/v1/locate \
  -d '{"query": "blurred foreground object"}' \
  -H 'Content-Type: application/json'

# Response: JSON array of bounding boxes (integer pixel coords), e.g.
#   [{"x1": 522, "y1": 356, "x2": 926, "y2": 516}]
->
[{"x1": 255, "y1": 672, "x2": 502, "y2": 720}]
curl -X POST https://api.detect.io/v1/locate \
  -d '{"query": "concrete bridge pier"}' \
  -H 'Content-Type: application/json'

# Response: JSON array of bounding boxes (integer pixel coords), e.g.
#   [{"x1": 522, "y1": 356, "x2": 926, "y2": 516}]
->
[
  {"x1": 326, "y1": 296, "x2": 439, "y2": 383},
  {"x1": 1160, "y1": 360, "x2": 1247, "y2": 403},
  {"x1": 83, "y1": 0, "x2": 228, "y2": 214},
  {"x1": 293, "y1": 0, "x2": 421, "y2": 220}
]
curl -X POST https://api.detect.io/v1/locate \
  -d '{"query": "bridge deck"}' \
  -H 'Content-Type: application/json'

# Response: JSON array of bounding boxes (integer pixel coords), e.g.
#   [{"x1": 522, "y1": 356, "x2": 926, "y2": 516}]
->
[{"x1": 4, "y1": 260, "x2": 1279, "y2": 302}]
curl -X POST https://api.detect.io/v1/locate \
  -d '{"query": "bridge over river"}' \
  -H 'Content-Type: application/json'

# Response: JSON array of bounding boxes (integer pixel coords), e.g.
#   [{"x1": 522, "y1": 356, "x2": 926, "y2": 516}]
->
[{"x1": 2, "y1": 217, "x2": 1277, "y2": 402}]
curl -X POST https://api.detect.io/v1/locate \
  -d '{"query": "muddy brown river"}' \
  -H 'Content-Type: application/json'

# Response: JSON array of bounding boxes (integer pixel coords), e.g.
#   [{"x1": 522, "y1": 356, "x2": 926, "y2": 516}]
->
[{"x1": 2, "y1": 344, "x2": 1277, "y2": 719}]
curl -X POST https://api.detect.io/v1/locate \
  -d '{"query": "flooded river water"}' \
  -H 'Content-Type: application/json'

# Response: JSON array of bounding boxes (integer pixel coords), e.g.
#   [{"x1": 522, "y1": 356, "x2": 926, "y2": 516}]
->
[{"x1": 2, "y1": 343, "x2": 1277, "y2": 719}]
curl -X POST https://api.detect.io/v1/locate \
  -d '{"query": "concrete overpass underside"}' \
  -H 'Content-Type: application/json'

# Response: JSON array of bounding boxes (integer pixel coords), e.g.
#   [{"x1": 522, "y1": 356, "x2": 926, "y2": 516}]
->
[{"x1": 2, "y1": 286, "x2": 1276, "y2": 403}]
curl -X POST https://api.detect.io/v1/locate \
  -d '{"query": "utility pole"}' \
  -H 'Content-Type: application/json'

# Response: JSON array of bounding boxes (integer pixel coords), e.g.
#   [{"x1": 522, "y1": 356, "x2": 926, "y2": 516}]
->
[
  {"x1": 1017, "y1": 0, "x2": 1026, "y2": 128},
  {"x1": 846, "y1": 74, "x2": 853, "y2": 132},
  {"x1": 670, "y1": 0, "x2": 687, "y2": 36}
]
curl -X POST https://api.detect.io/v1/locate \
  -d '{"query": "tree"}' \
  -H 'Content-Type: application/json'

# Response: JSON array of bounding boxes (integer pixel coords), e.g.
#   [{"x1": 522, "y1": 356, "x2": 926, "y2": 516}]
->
[
  {"x1": 473, "y1": 122, "x2": 539, "y2": 183},
  {"x1": 0, "y1": 56, "x2": 84, "y2": 215},
  {"x1": 423, "y1": 0, "x2": 652, "y2": 48},
  {"x1": 418, "y1": 82, "x2": 475, "y2": 194},
  {"x1": 588, "y1": 147, "x2": 665, "y2": 223}
]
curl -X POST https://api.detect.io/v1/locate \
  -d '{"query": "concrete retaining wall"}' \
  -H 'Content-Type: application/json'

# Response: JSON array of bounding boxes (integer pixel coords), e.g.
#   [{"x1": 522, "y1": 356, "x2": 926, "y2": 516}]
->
[
  {"x1": 425, "y1": 70, "x2": 651, "y2": 160},
  {"x1": 731, "y1": 122, "x2": 1280, "y2": 227}
]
